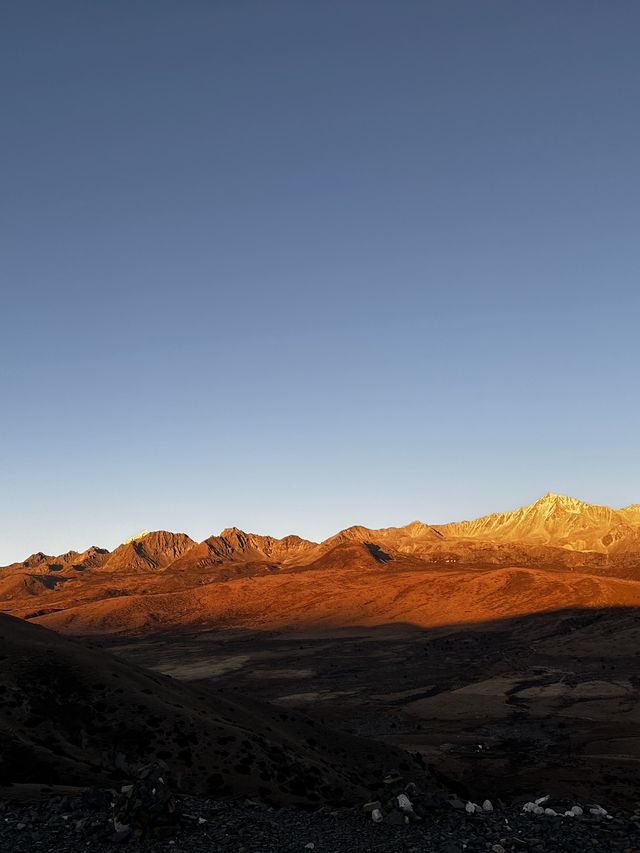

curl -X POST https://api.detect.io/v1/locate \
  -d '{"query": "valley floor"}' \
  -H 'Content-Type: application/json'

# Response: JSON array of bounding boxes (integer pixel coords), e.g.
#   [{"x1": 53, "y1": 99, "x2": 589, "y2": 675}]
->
[{"x1": 102, "y1": 606, "x2": 640, "y2": 810}]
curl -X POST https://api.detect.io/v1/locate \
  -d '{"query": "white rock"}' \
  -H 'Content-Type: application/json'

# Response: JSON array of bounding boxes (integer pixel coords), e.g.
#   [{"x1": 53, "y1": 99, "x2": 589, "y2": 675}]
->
[
  {"x1": 304, "y1": 845, "x2": 315, "y2": 851},
  {"x1": 465, "y1": 801, "x2": 481, "y2": 814},
  {"x1": 544, "y1": 808, "x2": 558, "y2": 816},
  {"x1": 570, "y1": 805, "x2": 583, "y2": 816},
  {"x1": 397, "y1": 794, "x2": 413, "y2": 813},
  {"x1": 590, "y1": 806, "x2": 607, "y2": 817},
  {"x1": 522, "y1": 802, "x2": 537, "y2": 813},
  {"x1": 372, "y1": 809, "x2": 383, "y2": 823},
  {"x1": 534, "y1": 795, "x2": 550, "y2": 805},
  {"x1": 533, "y1": 806, "x2": 545, "y2": 816},
  {"x1": 483, "y1": 799, "x2": 494, "y2": 812},
  {"x1": 564, "y1": 811, "x2": 575, "y2": 817}
]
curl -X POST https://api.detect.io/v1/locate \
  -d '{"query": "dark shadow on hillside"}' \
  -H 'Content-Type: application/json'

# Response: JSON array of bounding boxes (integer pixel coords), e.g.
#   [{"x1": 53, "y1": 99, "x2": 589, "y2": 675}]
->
[
  {"x1": 100, "y1": 605, "x2": 640, "y2": 808},
  {"x1": 0, "y1": 612, "x2": 436, "y2": 808},
  {"x1": 363, "y1": 542, "x2": 393, "y2": 562}
]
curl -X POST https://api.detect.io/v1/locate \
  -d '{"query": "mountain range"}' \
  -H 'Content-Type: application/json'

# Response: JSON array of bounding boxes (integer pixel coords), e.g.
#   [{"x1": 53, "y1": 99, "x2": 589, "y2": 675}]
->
[{"x1": 3, "y1": 493, "x2": 640, "y2": 635}]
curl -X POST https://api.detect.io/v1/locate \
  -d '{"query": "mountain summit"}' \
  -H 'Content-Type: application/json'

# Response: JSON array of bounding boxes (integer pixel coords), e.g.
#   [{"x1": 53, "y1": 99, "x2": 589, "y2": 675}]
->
[{"x1": 440, "y1": 492, "x2": 637, "y2": 552}]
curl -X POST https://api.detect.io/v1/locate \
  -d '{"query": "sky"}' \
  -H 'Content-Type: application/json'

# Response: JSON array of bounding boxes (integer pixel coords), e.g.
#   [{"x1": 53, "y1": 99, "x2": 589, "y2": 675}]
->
[{"x1": 1, "y1": 1, "x2": 640, "y2": 562}]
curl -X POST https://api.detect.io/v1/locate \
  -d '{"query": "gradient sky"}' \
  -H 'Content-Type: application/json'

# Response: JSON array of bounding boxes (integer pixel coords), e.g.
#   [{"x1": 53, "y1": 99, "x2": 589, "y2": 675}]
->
[{"x1": 2, "y1": 1, "x2": 640, "y2": 563}]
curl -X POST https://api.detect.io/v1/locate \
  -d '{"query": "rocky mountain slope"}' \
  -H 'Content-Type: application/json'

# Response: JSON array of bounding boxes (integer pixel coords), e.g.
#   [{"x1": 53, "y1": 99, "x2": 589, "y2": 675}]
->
[
  {"x1": 440, "y1": 492, "x2": 640, "y2": 554},
  {"x1": 100, "y1": 531, "x2": 196, "y2": 573},
  {"x1": 3, "y1": 493, "x2": 640, "y2": 636}
]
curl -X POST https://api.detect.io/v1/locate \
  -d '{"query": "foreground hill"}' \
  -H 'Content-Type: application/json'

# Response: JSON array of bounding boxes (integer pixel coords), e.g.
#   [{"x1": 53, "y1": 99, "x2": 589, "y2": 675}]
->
[
  {"x1": 0, "y1": 613, "x2": 429, "y2": 805},
  {"x1": 3, "y1": 493, "x2": 640, "y2": 636}
]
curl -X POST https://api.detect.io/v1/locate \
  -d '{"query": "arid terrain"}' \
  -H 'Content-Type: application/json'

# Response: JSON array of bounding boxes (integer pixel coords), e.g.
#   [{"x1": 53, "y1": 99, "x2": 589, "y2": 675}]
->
[
  {"x1": 2, "y1": 493, "x2": 640, "y2": 821},
  {"x1": 3, "y1": 493, "x2": 640, "y2": 636}
]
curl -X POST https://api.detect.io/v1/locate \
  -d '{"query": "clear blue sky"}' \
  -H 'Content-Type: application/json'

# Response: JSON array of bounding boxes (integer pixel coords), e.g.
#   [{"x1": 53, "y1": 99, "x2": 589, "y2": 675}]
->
[{"x1": 2, "y1": 1, "x2": 639, "y2": 562}]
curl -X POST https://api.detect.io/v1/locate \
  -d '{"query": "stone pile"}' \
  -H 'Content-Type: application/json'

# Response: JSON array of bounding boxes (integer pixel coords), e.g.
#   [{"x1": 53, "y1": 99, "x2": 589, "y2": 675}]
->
[
  {"x1": 362, "y1": 770, "x2": 446, "y2": 825},
  {"x1": 111, "y1": 759, "x2": 180, "y2": 842}
]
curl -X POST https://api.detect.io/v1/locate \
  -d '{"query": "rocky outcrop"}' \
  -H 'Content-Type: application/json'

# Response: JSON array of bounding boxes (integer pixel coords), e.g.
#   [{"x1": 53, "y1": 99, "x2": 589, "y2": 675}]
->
[
  {"x1": 439, "y1": 492, "x2": 640, "y2": 554},
  {"x1": 100, "y1": 531, "x2": 195, "y2": 573}
]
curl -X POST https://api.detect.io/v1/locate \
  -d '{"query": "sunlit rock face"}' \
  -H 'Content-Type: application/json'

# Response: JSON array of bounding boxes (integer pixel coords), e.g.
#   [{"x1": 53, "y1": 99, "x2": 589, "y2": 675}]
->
[
  {"x1": 123, "y1": 530, "x2": 151, "y2": 544},
  {"x1": 102, "y1": 531, "x2": 196, "y2": 573},
  {"x1": 439, "y1": 492, "x2": 640, "y2": 554}
]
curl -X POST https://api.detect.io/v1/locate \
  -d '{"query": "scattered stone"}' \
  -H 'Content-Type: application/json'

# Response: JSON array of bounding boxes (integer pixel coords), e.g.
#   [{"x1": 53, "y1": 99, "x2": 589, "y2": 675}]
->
[
  {"x1": 397, "y1": 794, "x2": 414, "y2": 814},
  {"x1": 112, "y1": 759, "x2": 180, "y2": 841},
  {"x1": 362, "y1": 801, "x2": 382, "y2": 813},
  {"x1": 1, "y1": 783, "x2": 639, "y2": 853},
  {"x1": 483, "y1": 799, "x2": 494, "y2": 812}
]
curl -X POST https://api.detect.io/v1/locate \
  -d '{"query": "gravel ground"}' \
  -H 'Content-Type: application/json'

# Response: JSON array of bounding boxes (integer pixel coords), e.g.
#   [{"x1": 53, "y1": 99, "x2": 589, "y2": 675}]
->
[{"x1": 2, "y1": 794, "x2": 640, "y2": 853}]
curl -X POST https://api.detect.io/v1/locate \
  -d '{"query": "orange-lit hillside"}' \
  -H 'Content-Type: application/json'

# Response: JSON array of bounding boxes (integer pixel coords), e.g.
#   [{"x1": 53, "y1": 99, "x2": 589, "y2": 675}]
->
[{"x1": 2, "y1": 494, "x2": 640, "y2": 636}]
